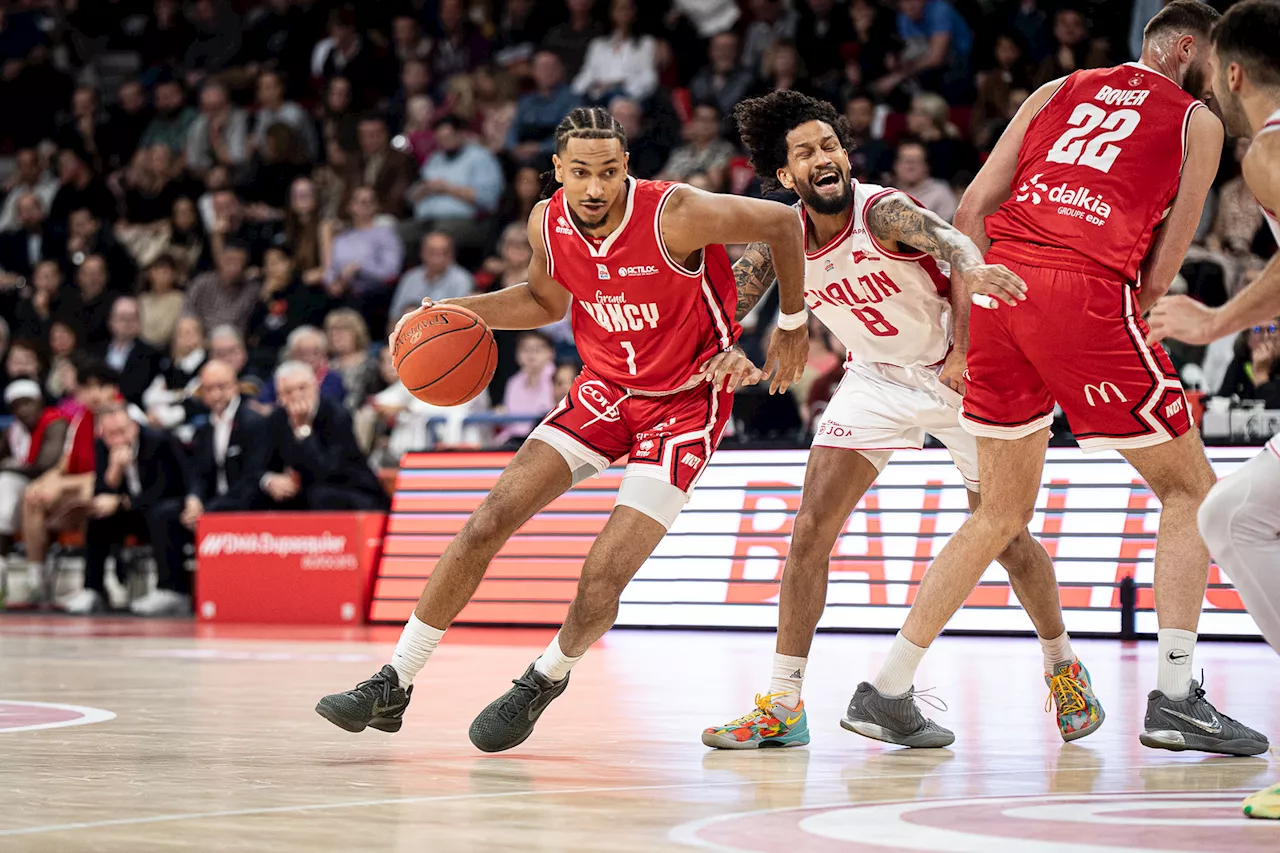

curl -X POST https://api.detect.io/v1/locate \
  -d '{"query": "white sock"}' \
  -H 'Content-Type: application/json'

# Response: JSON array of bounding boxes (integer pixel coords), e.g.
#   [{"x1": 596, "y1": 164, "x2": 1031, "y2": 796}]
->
[
  {"x1": 1039, "y1": 630, "x2": 1075, "y2": 672},
  {"x1": 1156, "y1": 627, "x2": 1197, "y2": 700},
  {"x1": 533, "y1": 632, "x2": 582, "y2": 682},
  {"x1": 872, "y1": 633, "x2": 928, "y2": 697},
  {"x1": 390, "y1": 613, "x2": 445, "y2": 687},
  {"x1": 767, "y1": 653, "x2": 807, "y2": 710}
]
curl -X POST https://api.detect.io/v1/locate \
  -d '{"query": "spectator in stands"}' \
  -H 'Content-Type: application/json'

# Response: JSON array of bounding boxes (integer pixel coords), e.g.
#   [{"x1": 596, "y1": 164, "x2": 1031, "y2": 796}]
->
[
  {"x1": 185, "y1": 80, "x2": 249, "y2": 181},
  {"x1": 139, "y1": 79, "x2": 197, "y2": 156},
  {"x1": 391, "y1": 231, "x2": 474, "y2": 319},
  {"x1": 137, "y1": 255, "x2": 185, "y2": 348},
  {"x1": 237, "y1": 124, "x2": 311, "y2": 214},
  {"x1": 391, "y1": 14, "x2": 433, "y2": 67},
  {"x1": 4, "y1": 340, "x2": 43, "y2": 392},
  {"x1": 325, "y1": 186, "x2": 402, "y2": 328},
  {"x1": 430, "y1": 0, "x2": 493, "y2": 82},
  {"x1": 0, "y1": 380, "x2": 65, "y2": 560},
  {"x1": 573, "y1": 0, "x2": 658, "y2": 103},
  {"x1": 1033, "y1": 6, "x2": 1095, "y2": 87},
  {"x1": 553, "y1": 359, "x2": 579, "y2": 404},
  {"x1": 103, "y1": 80, "x2": 154, "y2": 174},
  {"x1": 183, "y1": 359, "x2": 268, "y2": 526},
  {"x1": 758, "y1": 39, "x2": 816, "y2": 98},
  {"x1": 659, "y1": 102, "x2": 735, "y2": 191},
  {"x1": 184, "y1": 238, "x2": 259, "y2": 335},
  {"x1": 742, "y1": 0, "x2": 797, "y2": 74},
  {"x1": 905, "y1": 92, "x2": 979, "y2": 180},
  {"x1": 0, "y1": 193, "x2": 50, "y2": 285},
  {"x1": 844, "y1": 93, "x2": 889, "y2": 181},
  {"x1": 401, "y1": 96, "x2": 438, "y2": 167},
  {"x1": 0, "y1": 149, "x2": 58, "y2": 232},
  {"x1": 58, "y1": 208, "x2": 136, "y2": 293},
  {"x1": 494, "y1": 0, "x2": 545, "y2": 68},
  {"x1": 48, "y1": 148, "x2": 116, "y2": 232},
  {"x1": 877, "y1": 0, "x2": 974, "y2": 101},
  {"x1": 115, "y1": 147, "x2": 199, "y2": 269},
  {"x1": 892, "y1": 141, "x2": 957, "y2": 222},
  {"x1": 251, "y1": 70, "x2": 318, "y2": 163},
  {"x1": 972, "y1": 31, "x2": 1033, "y2": 151},
  {"x1": 84, "y1": 403, "x2": 191, "y2": 616},
  {"x1": 844, "y1": 0, "x2": 902, "y2": 95},
  {"x1": 312, "y1": 5, "x2": 387, "y2": 103},
  {"x1": 258, "y1": 325, "x2": 345, "y2": 408},
  {"x1": 1208, "y1": 137, "x2": 1270, "y2": 287},
  {"x1": 143, "y1": 315, "x2": 207, "y2": 429},
  {"x1": 24, "y1": 359, "x2": 120, "y2": 611},
  {"x1": 345, "y1": 114, "x2": 416, "y2": 219},
  {"x1": 544, "y1": 0, "x2": 607, "y2": 81},
  {"x1": 259, "y1": 360, "x2": 390, "y2": 511},
  {"x1": 794, "y1": 0, "x2": 855, "y2": 84},
  {"x1": 181, "y1": 0, "x2": 243, "y2": 88},
  {"x1": 609, "y1": 96, "x2": 668, "y2": 180},
  {"x1": 46, "y1": 320, "x2": 79, "y2": 402},
  {"x1": 75, "y1": 255, "x2": 118, "y2": 347},
  {"x1": 100, "y1": 297, "x2": 160, "y2": 409},
  {"x1": 247, "y1": 245, "x2": 332, "y2": 374},
  {"x1": 242, "y1": 0, "x2": 312, "y2": 95},
  {"x1": 689, "y1": 32, "x2": 756, "y2": 126},
  {"x1": 408, "y1": 115, "x2": 504, "y2": 257},
  {"x1": 495, "y1": 331, "x2": 557, "y2": 445},
  {"x1": 509, "y1": 52, "x2": 582, "y2": 164},
  {"x1": 326, "y1": 308, "x2": 378, "y2": 413},
  {"x1": 55, "y1": 86, "x2": 107, "y2": 175},
  {"x1": 208, "y1": 190, "x2": 278, "y2": 265},
  {"x1": 1217, "y1": 321, "x2": 1280, "y2": 408},
  {"x1": 280, "y1": 178, "x2": 326, "y2": 285},
  {"x1": 209, "y1": 324, "x2": 265, "y2": 399},
  {"x1": 387, "y1": 58, "x2": 435, "y2": 141},
  {"x1": 12, "y1": 262, "x2": 63, "y2": 341},
  {"x1": 316, "y1": 75, "x2": 359, "y2": 157},
  {"x1": 166, "y1": 196, "x2": 209, "y2": 277}
]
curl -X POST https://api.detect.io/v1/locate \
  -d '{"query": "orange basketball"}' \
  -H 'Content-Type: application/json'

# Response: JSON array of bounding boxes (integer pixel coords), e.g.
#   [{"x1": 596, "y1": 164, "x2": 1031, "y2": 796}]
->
[{"x1": 392, "y1": 304, "x2": 497, "y2": 406}]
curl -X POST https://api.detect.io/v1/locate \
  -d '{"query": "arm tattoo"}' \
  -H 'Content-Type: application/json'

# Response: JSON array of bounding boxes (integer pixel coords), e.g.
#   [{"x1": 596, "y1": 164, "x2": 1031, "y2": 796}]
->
[
  {"x1": 866, "y1": 193, "x2": 984, "y2": 273},
  {"x1": 732, "y1": 241, "x2": 777, "y2": 322}
]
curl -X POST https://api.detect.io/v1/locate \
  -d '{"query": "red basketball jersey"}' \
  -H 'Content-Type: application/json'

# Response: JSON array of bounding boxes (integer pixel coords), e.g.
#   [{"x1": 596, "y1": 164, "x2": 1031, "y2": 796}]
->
[
  {"x1": 541, "y1": 179, "x2": 739, "y2": 393},
  {"x1": 985, "y1": 63, "x2": 1205, "y2": 283}
]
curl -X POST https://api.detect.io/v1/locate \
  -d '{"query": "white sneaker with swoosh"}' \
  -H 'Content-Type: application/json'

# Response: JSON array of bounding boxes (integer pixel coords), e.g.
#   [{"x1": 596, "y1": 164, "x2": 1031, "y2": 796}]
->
[{"x1": 1139, "y1": 679, "x2": 1269, "y2": 756}]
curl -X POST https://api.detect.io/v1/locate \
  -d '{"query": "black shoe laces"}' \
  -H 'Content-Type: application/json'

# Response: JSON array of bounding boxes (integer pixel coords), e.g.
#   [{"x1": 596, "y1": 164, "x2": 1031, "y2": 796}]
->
[
  {"x1": 494, "y1": 673, "x2": 542, "y2": 723},
  {"x1": 351, "y1": 670, "x2": 396, "y2": 704},
  {"x1": 1186, "y1": 671, "x2": 1242, "y2": 726}
]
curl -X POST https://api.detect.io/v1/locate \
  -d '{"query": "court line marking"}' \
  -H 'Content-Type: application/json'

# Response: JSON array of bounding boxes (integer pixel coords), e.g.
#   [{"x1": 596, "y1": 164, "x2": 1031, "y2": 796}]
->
[
  {"x1": 667, "y1": 789, "x2": 1270, "y2": 853},
  {"x1": 0, "y1": 701, "x2": 116, "y2": 734},
  {"x1": 0, "y1": 764, "x2": 1256, "y2": 837}
]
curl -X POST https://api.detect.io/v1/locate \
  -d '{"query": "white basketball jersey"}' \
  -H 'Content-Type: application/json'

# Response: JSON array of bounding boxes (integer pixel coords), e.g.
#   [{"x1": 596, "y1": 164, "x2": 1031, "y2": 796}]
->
[
  {"x1": 799, "y1": 182, "x2": 953, "y2": 368},
  {"x1": 1258, "y1": 109, "x2": 1280, "y2": 244}
]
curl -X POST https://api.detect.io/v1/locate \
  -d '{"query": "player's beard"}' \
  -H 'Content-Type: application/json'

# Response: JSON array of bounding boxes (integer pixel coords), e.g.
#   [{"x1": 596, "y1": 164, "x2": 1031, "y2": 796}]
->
[
  {"x1": 796, "y1": 172, "x2": 852, "y2": 216},
  {"x1": 1182, "y1": 64, "x2": 1207, "y2": 104},
  {"x1": 569, "y1": 202, "x2": 610, "y2": 234},
  {"x1": 1215, "y1": 89, "x2": 1251, "y2": 139}
]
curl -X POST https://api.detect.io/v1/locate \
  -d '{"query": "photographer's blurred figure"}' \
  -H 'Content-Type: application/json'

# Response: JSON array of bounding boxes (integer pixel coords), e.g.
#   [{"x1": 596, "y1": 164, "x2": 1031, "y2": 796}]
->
[
  {"x1": 85, "y1": 405, "x2": 192, "y2": 616},
  {"x1": 260, "y1": 361, "x2": 389, "y2": 510},
  {"x1": 183, "y1": 360, "x2": 268, "y2": 528}
]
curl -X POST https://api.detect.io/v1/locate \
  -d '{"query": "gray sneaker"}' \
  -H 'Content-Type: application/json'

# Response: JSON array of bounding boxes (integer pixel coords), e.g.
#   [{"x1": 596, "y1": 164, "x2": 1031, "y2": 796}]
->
[
  {"x1": 841, "y1": 681, "x2": 955, "y2": 748},
  {"x1": 469, "y1": 662, "x2": 569, "y2": 753},
  {"x1": 1140, "y1": 679, "x2": 1268, "y2": 756},
  {"x1": 315, "y1": 665, "x2": 413, "y2": 733}
]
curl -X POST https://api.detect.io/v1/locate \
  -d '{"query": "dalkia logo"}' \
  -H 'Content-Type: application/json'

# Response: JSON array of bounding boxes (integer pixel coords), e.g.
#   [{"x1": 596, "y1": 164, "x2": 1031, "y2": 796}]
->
[
  {"x1": 199, "y1": 532, "x2": 348, "y2": 558},
  {"x1": 1016, "y1": 172, "x2": 1112, "y2": 221}
]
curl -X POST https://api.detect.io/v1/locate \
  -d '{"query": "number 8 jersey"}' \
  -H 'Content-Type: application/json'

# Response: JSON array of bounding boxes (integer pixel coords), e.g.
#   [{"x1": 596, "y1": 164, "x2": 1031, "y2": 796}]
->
[
  {"x1": 985, "y1": 62, "x2": 1205, "y2": 284},
  {"x1": 799, "y1": 182, "x2": 954, "y2": 369}
]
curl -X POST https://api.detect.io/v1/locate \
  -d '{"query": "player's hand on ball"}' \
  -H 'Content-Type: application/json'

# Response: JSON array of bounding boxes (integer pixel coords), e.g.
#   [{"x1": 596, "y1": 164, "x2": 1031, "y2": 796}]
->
[
  {"x1": 960, "y1": 263, "x2": 1027, "y2": 307},
  {"x1": 763, "y1": 324, "x2": 808, "y2": 395},
  {"x1": 389, "y1": 298, "x2": 436, "y2": 351},
  {"x1": 696, "y1": 348, "x2": 762, "y2": 393},
  {"x1": 1145, "y1": 294, "x2": 1219, "y2": 346}
]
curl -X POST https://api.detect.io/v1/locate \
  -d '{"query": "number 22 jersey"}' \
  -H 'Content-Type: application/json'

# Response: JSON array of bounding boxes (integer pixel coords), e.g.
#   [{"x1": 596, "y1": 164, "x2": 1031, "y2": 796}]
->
[{"x1": 985, "y1": 62, "x2": 1204, "y2": 283}]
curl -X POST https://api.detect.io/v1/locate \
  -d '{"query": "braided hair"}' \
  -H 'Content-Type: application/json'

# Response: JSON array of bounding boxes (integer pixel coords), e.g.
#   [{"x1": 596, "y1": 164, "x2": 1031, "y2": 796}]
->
[
  {"x1": 733, "y1": 90, "x2": 854, "y2": 194},
  {"x1": 541, "y1": 106, "x2": 629, "y2": 199}
]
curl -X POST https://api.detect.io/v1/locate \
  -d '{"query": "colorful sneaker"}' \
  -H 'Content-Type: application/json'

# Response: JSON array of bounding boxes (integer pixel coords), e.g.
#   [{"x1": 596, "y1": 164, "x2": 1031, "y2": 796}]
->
[
  {"x1": 1243, "y1": 782, "x2": 1280, "y2": 820},
  {"x1": 1044, "y1": 659, "x2": 1105, "y2": 742},
  {"x1": 702, "y1": 693, "x2": 810, "y2": 750}
]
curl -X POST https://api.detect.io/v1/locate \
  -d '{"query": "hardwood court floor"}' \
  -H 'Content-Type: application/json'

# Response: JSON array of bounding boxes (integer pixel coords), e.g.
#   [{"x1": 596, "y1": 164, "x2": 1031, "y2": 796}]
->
[{"x1": 1, "y1": 617, "x2": 1278, "y2": 852}]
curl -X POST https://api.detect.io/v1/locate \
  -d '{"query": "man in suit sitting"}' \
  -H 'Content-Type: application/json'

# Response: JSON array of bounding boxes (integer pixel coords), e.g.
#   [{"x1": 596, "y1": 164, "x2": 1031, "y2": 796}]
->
[
  {"x1": 100, "y1": 296, "x2": 161, "y2": 407},
  {"x1": 0, "y1": 192, "x2": 51, "y2": 284},
  {"x1": 83, "y1": 404, "x2": 192, "y2": 616},
  {"x1": 260, "y1": 361, "x2": 390, "y2": 511},
  {"x1": 182, "y1": 359, "x2": 268, "y2": 528}
]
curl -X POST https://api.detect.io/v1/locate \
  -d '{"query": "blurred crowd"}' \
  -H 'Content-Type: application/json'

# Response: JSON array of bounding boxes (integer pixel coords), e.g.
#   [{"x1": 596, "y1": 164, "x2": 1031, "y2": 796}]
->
[{"x1": 0, "y1": 0, "x2": 1273, "y2": 614}]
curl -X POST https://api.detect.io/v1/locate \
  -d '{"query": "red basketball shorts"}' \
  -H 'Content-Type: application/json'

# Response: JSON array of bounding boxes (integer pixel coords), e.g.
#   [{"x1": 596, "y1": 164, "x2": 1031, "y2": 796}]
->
[
  {"x1": 961, "y1": 245, "x2": 1191, "y2": 452},
  {"x1": 529, "y1": 366, "x2": 733, "y2": 527}
]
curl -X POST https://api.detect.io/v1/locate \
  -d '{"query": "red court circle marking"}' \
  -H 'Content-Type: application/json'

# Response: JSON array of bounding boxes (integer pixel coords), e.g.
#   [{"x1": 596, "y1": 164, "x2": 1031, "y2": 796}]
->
[{"x1": 0, "y1": 700, "x2": 116, "y2": 733}]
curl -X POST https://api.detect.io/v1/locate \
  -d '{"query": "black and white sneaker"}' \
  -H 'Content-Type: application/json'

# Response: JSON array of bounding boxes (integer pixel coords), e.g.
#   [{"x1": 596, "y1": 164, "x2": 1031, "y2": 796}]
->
[
  {"x1": 1140, "y1": 679, "x2": 1268, "y2": 756},
  {"x1": 315, "y1": 665, "x2": 413, "y2": 733},
  {"x1": 468, "y1": 662, "x2": 569, "y2": 753}
]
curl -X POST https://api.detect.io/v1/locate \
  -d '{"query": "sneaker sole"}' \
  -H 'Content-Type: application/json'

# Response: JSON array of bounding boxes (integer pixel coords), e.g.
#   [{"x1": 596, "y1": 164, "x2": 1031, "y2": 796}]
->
[
  {"x1": 840, "y1": 717, "x2": 955, "y2": 748},
  {"x1": 314, "y1": 702, "x2": 404, "y2": 734},
  {"x1": 700, "y1": 730, "x2": 811, "y2": 750},
  {"x1": 1061, "y1": 706, "x2": 1106, "y2": 742},
  {"x1": 1139, "y1": 729, "x2": 1269, "y2": 756}
]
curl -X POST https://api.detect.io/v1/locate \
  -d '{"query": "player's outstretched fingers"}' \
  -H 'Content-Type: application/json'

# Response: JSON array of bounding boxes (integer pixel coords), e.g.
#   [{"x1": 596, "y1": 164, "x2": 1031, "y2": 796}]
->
[{"x1": 389, "y1": 298, "x2": 435, "y2": 350}]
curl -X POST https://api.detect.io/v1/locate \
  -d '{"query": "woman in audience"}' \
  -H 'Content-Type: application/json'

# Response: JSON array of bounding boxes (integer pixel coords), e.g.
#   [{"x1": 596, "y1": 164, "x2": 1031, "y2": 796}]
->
[
  {"x1": 759, "y1": 40, "x2": 815, "y2": 99},
  {"x1": 316, "y1": 75, "x2": 358, "y2": 156},
  {"x1": 472, "y1": 66, "x2": 518, "y2": 154},
  {"x1": 1217, "y1": 319, "x2": 1280, "y2": 408},
  {"x1": 402, "y1": 95, "x2": 437, "y2": 166},
  {"x1": 324, "y1": 186, "x2": 404, "y2": 332},
  {"x1": 5, "y1": 339, "x2": 45, "y2": 391},
  {"x1": 237, "y1": 123, "x2": 312, "y2": 215},
  {"x1": 572, "y1": 0, "x2": 658, "y2": 103},
  {"x1": 246, "y1": 246, "x2": 332, "y2": 375},
  {"x1": 45, "y1": 320, "x2": 78, "y2": 404},
  {"x1": 494, "y1": 330, "x2": 557, "y2": 446},
  {"x1": 905, "y1": 92, "x2": 979, "y2": 181},
  {"x1": 138, "y1": 254, "x2": 187, "y2": 348},
  {"x1": 115, "y1": 144, "x2": 195, "y2": 268},
  {"x1": 281, "y1": 177, "x2": 327, "y2": 285},
  {"x1": 142, "y1": 315, "x2": 207, "y2": 428},
  {"x1": 166, "y1": 196, "x2": 209, "y2": 277},
  {"x1": 312, "y1": 138, "x2": 351, "y2": 223},
  {"x1": 325, "y1": 308, "x2": 379, "y2": 413},
  {"x1": 497, "y1": 164, "x2": 542, "y2": 232}
]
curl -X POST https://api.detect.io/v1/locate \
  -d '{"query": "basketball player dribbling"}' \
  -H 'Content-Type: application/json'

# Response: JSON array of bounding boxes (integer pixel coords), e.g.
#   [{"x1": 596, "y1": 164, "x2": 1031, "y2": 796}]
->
[
  {"x1": 843, "y1": 0, "x2": 1268, "y2": 755},
  {"x1": 1146, "y1": 0, "x2": 1280, "y2": 817},
  {"x1": 315, "y1": 107, "x2": 811, "y2": 752},
  {"x1": 701, "y1": 90, "x2": 1103, "y2": 750}
]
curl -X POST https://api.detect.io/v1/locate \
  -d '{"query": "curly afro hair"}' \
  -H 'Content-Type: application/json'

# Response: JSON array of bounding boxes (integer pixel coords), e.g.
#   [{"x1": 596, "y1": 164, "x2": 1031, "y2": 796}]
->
[{"x1": 733, "y1": 90, "x2": 854, "y2": 194}]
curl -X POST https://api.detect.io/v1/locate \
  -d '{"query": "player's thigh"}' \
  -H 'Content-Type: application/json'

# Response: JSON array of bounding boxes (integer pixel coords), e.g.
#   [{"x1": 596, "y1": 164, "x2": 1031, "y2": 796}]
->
[
  {"x1": 959, "y1": 290, "x2": 1055, "y2": 441},
  {"x1": 1120, "y1": 428, "x2": 1216, "y2": 505},
  {"x1": 973, "y1": 431, "x2": 1051, "y2": 528},
  {"x1": 791, "y1": 445, "x2": 881, "y2": 549}
]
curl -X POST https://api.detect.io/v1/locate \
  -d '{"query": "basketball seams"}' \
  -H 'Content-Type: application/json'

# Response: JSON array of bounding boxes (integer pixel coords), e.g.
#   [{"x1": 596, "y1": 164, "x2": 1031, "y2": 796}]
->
[
  {"x1": 445, "y1": 336, "x2": 498, "y2": 406},
  {"x1": 404, "y1": 324, "x2": 489, "y2": 392},
  {"x1": 393, "y1": 311, "x2": 480, "y2": 369}
]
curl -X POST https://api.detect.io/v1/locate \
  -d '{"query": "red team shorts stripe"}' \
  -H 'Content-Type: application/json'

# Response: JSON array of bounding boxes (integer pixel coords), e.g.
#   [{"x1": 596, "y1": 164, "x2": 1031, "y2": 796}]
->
[{"x1": 961, "y1": 245, "x2": 1191, "y2": 451}]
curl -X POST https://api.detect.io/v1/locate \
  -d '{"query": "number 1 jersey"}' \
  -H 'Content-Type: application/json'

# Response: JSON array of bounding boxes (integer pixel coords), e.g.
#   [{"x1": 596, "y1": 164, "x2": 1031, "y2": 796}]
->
[
  {"x1": 985, "y1": 62, "x2": 1204, "y2": 283},
  {"x1": 541, "y1": 179, "x2": 739, "y2": 393}
]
